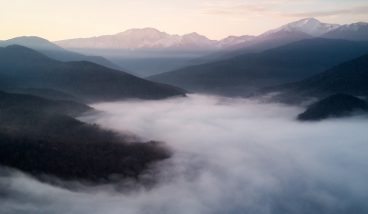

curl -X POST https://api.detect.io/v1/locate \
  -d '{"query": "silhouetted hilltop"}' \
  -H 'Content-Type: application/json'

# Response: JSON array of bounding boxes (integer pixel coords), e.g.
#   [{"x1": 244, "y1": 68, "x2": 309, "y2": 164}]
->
[
  {"x1": 0, "y1": 45, "x2": 186, "y2": 101},
  {"x1": 8, "y1": 88, "x2": 79, "y2": 102},
  {"x1": 0, "y1": 36, "x2": 121, "y2": 70},
  {"x1": 0, "y1": 91, "x2": 91, "y2": 116},
  {"x1": 150, "y1": 39, "x2": 368, "y2": 96},
  {"x1": 267, "y1": 53, "x2": 368, "y2": 104},
  {"x1": 298, "y1": 94, "x2": 368, "y2": 121},
  {"x1": 0, "y1": 91, "x2": 171, "y2": 183},
  {"x1": 287, "y1": 53, "x2": 368, "y2": 97}
]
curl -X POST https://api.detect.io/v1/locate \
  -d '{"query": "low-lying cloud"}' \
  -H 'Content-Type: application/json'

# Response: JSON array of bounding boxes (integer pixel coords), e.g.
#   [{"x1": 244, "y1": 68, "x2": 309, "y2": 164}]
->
[{"x1": 1, "y1": 94, "x2": 368, "y2": 214}]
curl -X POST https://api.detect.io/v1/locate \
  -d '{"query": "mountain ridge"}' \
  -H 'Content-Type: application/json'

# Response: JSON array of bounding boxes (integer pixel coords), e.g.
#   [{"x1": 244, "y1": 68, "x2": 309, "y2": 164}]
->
[
  {"x1": 54, "y1": 18, "x2": 368, "y2": 52},
  {"x1": 149, "y1": 38, "x2": 368, "y2": 96},
  {"x1": 273, "y1": 53, "x2": 368, "y2": 99},
  {"x1": 0, "y1": 36, "x2": 121, "y2": 70},
  {"x1": 0, "y1": 45, "x2": 186, "y2": 101}
]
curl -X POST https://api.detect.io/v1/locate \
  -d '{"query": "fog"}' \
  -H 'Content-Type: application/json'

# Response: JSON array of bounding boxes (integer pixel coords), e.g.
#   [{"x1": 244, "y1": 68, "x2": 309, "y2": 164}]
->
[{"x1": 1, "y1": 94, "x2": 368, "y2": 214}]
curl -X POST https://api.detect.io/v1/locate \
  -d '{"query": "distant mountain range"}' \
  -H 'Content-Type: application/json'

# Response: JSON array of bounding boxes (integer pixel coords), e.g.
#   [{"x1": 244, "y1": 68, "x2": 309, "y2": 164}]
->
[
  {"x1": 323, "y1": 22, "x2": 368, "y2": 41},
  {"x1": 55, "y1": 28, "x2": 255, "y2": 50},
  {"x1": 263, "y1": 18, "x2": 340, "y2": 37},
  {"x1": 55, "y1": 18, "x2": 368, "y2": 52},
  {"x1": 0, "y1": 36, "x2": 120, "y2": 70},
  {"x1": 50, "y1": 18, "x2": 368, "y2": 77},
  {"x1": 0, "y1": 45, "x2": 185, "y2": 101},
  {"x1": 1, "y1": 17, "x2": 367, "y2": 91},
  {"x1": 149, "y1": 38, "x2": 368, "y2": 96}
]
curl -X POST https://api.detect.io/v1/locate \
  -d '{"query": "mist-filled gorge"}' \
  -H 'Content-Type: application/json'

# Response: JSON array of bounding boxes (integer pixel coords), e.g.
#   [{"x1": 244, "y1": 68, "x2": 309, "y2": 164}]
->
[
  {"x1": 1, "y1": 95, "x2": 367, "y2": 214},
  {"x1": 2, "y1": 1, "x2": 368, "y2": 213}
]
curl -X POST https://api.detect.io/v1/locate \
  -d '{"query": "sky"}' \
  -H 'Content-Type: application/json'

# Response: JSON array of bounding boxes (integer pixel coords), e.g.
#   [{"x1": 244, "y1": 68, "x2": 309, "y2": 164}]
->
[{"x1": 0, "y1": 0, "x2": 368, "y2": 41}]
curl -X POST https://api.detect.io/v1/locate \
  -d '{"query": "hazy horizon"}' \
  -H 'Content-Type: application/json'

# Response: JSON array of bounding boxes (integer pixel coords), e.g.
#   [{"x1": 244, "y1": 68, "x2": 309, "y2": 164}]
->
[
  {"x1": 1, "y1": 1, "x2": 368, "y2": 213},
  {"x1": 1, "y1": 0, "x2": 368, "y2": 41}
]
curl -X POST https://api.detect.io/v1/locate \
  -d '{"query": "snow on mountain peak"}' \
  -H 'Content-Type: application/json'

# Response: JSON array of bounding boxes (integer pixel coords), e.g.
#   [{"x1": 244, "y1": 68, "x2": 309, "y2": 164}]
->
[
  {"x1": 218, "y1": 35, "x2": 255, "y2": 48},
  {"x1": 263, "y1": 18, "x2": 340, "y2": 37},
  {"x1": 55, "y1": 18, "x2": 366, "y2": 51},
  {"x1": 337, "y1": 22, "x2": 368, "y2": 31}
]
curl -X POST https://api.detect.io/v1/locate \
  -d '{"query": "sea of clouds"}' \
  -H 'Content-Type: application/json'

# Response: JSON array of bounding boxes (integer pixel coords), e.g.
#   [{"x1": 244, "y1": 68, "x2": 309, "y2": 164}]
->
[{"x1": 1, "y1": 94, "x2": 368, "y2": 214}]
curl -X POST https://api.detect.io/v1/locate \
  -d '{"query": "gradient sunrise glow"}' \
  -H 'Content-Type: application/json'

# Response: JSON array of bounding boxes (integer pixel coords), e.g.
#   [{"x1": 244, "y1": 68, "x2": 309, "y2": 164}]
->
[{"x1": 1, "y1": 0, "x2": 368, "y2": 40}]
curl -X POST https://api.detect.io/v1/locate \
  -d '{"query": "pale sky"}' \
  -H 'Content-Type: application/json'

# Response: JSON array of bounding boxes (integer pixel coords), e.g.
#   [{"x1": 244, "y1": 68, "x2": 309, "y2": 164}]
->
[{"x1": 1, "y1": 0, "x2": 368, "y2": 41}]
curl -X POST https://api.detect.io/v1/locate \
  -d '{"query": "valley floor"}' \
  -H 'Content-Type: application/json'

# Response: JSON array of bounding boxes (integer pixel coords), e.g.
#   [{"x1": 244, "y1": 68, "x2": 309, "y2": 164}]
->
[{"x1": 2, "y1": 94, "x2": 368, "y2": 214}]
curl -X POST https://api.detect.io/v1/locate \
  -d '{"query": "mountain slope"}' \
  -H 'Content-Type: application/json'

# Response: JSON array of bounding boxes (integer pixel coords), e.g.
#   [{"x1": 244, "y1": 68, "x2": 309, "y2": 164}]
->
[
  {"x1": 297, "y1": 94, "x2": 368, "y2": 121},
  {"x1": 276, "y1": 53, "x2": 368, "y2": 98},
  {"x1": 217, "y1": 35, "x2": 256, "y2": 48},
  {"x1": 216, "y1": 18, "x2": 337, "y2": 54},
  {"x1": 323, "y1": 22, "x2": 368, "y2": 41},
  {"x1": 194, "y1": 19, "x2": 327, "y2": 66},
  {"x1": 198, "y1": 18, "x2": 349, "y2": 65},
  {"x1": 263, "y1": 18, "x2": 340, "y2": 37},
  {"x1": 0, "y1": 91, "x2": 91, "y2": 117},
  {"x1": 56, "y1": 28, "x2": 218, "y2": 50},
  {"x1": 0, "y1": 36, "x2": 120, "y2": 69},
  {"x1": 0, "y1": 91, "x2": 170, "y2": 182},
  {"x1": 0, "y1": 45, "x2": 185, "y2": 101},
  {"x1": 149, "y1": 39, "x2": 368, "y2": 96}
]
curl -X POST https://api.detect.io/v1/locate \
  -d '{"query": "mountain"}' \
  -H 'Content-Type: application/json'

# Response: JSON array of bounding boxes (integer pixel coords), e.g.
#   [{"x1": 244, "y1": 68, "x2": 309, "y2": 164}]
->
[
  {"x1": 55, "y1": 18, "x2": 341, "y2": 51},
  {"x1": 196, "y1": 18, "x2": 327, "y2": 64},
  {"x1": 323, "y1": 22, "x2": 368, "y2": 41},
  {"x1": 0, "y1": 91, "x2": 91, "y2": 117},
  {"x1": 54, "y1": 18, "x2": 362, "y2": 78},
  {"x1": 217, "y1": 35, "x2": 256, "y2": 48},
  {"x1": 274, "y1": 53, "x2": 368, "y2": 99},
  {"x1": 215, "y1": 30, "x2": 312, "y2": 60},
  {"x1": 0, "y1": 91, "x2": 170, "y2": 183},
  {"x1": 297, "y1": 94, "x2": 368, "y2": 121},
  {"x1": 149, "y1": 39, "x2": 368, "y2": 96},
  {"x1": 56, "y1": 28, "x2": 218, "y2": 50},
  {"x1": 0, "y1": 45, "x2": 185, "y2": 101},
  {"x1": 0, "y1": 36, "x2": 120, "y2": 70},
  {"x1": 7, "y1": 88, "x2": 79, "y2": 102},
  {"x1": 263, "y1": 18, "x2": 340, "y2": 37},
  {"x1": 55, "y1": 23, "x2": 310, "y2": 54},
  {"x1": 55, "y1": 29, "x2": 220, "y2": 77}
]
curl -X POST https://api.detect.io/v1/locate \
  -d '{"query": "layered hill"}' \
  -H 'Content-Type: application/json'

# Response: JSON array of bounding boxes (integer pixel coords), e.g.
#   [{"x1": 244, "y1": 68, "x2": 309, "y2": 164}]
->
[
  {"x1": 297, "y1": 94, "x2": 368, "y2": 121},
  {"x1": 149, "y1": 39, "x2": 368, "y2": 96},
  {"x1": 323, "y1": 22, "x2": 368, "y2": 41},
  {"x1": 53, "y1": 18, "x2": 368, "y2": 77},
  {"x1": 0, "y1": 36, "x2": 120, "y2": 70},
  {"x1": 0, "y1": 45, "x2": 185, "y2": 102},
  {"x1": 273, "y1": 53, "x2": 368, "y2": 99},
  {"x1": 0, "y1": 91, "x2": 170, "y2": 183}
]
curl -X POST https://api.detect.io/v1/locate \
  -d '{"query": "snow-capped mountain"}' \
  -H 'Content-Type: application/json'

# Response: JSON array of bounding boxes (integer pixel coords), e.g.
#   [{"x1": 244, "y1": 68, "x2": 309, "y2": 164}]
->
[
  {"x1": 55, "y1": 18, "x2": 367, "y2": 52},
  {"x1": 217, "y1": 35, "x2": 256, "y2": 48},
  {"x1": 56, "y1": 28, "x2": 218, "y2": 50},
  {"x1": 262, "y1": 18, "x2": 340, "y2": 37},
  {"x1": 323, "y1": 22, "x2": 368, "y2": 41},
  {"x1": 56, "y1": 28, "x2": 258, "y2": 51}
]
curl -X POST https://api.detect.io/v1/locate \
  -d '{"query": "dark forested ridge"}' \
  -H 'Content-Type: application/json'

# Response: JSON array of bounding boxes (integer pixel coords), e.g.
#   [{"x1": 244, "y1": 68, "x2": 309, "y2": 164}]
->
[
  {"x1": 0, "y1": 91, "x2": 170, "y2": 183},
  {"x1": 150, "y1": 39, "x2": 368, "y2": 96},
  {"x1": 297, "y1": 94, "x2": 368, "y2": 121},
  {"x1": 268, "y1": 53, "x2": 368, "y2": 103},
  {"x1": 0, "y1": 36, "x2": 121, "y2": 70},
  {"x1": 0, "y1": 45, "x2": 186, "y2": 102},
  {"x1": 0, "y1": 91, "x2": 91, "y2": 116},
  {"x1": 0, "y1": 45, "x2": 180, "y2": 184},
  {"x1": 6, "y1": 88, "x2": 80, "y2": 102}
]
